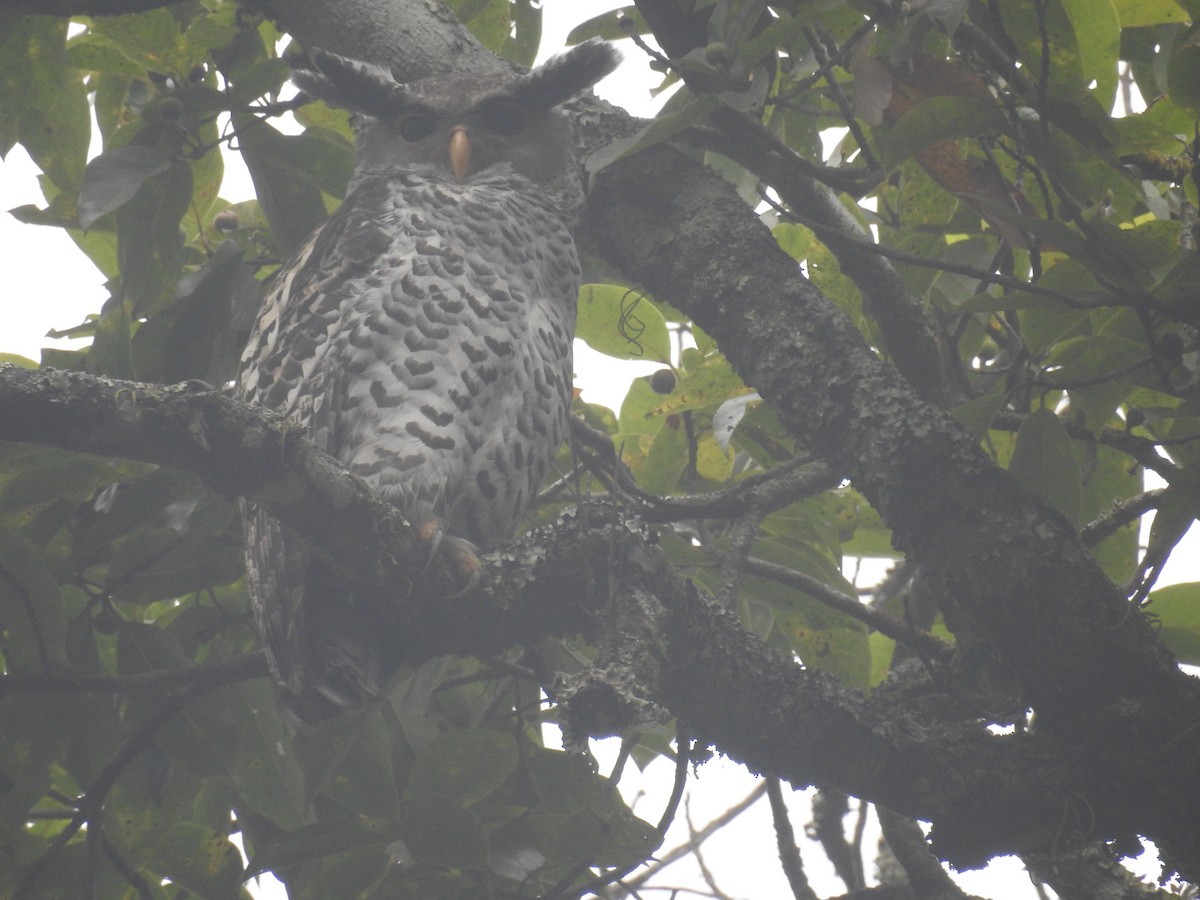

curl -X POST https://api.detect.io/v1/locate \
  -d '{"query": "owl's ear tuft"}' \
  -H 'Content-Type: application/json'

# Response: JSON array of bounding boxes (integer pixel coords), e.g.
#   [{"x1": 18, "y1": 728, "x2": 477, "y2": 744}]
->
[
  {"x1": 511, "y1": 38, "x2": 620, "y2": 111},
  {"x1": 292, "y1": 48, "x2": 408, "y2": 119}
]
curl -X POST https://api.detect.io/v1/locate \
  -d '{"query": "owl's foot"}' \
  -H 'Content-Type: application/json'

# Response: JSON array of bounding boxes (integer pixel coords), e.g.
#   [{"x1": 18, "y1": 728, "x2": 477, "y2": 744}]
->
[{"x1": 415, "y1": 518, "x2": 482, "y2": 598}]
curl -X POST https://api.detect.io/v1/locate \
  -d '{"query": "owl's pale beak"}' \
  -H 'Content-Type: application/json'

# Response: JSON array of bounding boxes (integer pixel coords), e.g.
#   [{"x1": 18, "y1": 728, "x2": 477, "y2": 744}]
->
[{"x1": 449, "y1": 125, "x2": 471, "y2": 183}]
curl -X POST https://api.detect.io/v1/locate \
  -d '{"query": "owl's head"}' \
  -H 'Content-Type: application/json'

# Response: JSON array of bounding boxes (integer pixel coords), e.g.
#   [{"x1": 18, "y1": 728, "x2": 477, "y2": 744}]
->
[{"x1": 293, "y1": 40, "x2": 620, "y2": 189}]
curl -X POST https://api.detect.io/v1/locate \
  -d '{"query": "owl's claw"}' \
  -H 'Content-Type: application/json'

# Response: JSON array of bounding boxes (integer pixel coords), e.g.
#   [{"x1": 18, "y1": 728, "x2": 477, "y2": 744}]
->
[{"x1": 415, "y1": 518, "x2": 481, "y2": 597}]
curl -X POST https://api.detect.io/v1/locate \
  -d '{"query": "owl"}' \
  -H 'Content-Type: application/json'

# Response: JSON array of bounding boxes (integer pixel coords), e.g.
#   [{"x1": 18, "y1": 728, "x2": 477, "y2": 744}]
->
[{"x1": 237, "y1": 40, "x2": 620, "y2": 722}]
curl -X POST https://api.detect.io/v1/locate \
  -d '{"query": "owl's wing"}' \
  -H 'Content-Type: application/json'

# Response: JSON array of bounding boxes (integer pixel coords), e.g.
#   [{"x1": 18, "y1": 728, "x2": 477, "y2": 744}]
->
[
  {"x1": 238, "y1": 200, "x2": 391, "y2": 720},
  {"x1": 240, "y1": 500, "x2": 309, "y2": 694}
]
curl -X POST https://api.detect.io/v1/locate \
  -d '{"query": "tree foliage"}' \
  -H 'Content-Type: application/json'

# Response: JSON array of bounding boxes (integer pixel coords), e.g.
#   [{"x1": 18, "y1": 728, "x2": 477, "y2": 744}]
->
[{"x1": 1, "y1": 0, "x2": 1199, "y2": 897}]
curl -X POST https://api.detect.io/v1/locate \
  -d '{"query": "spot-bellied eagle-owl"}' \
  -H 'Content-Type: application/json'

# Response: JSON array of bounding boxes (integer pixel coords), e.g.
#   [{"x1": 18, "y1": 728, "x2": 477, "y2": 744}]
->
[{"x1": 237, "y1": 40, "x2": 620, "y2": 722}]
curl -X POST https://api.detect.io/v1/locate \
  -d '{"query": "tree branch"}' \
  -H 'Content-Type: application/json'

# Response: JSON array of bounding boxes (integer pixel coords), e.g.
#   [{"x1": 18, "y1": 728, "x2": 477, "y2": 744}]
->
[
  {"x1": 0, "y1": 652, "x2": 268, "y2": 698},
  {"x1": 584, "y1": 142, "x2": 1189, "y2": 710},
  {"x1": 0, "y1": 0, "x2": 187, "y2": 14},
  {"x1": 0, "y1": 364, "x2": 1198, "y2": 871}
]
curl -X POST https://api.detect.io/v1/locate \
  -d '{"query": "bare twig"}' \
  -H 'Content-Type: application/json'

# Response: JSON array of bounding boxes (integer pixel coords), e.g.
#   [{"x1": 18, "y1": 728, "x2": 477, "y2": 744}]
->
[
  {"x1": 767, "y1": 777, "x2": 819, "y2": 900},
  {"x1": 1080, "y1": 490, "x2": 1166, "y2": 548},
  {"x1": 740, "y1": 556, "x2": 953, "y2": 663},
  {"x1": 878, "y1": 807, "x2": 971, "y2": 899},
  {"x1": 717, "y1": 513, "x2": 763, "y2": 608},
  {"x1": 574, "y1": 730, "x2": 694, "y2": 898},
  {"x1": 0, "y1": 652, "x2": 268, "y2": 698},
  {"x1": 810, "y1": 788, "x2": 863, "y2": 891},
  {"x1": 15, "y1": 678, "x2": 232, "y2": 898},
  {"x1": 620, "y1": 782, "x2": 769, "y2": 893}
]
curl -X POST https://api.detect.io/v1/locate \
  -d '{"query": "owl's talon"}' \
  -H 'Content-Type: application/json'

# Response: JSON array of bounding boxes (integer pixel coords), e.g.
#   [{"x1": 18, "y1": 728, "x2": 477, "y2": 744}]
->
[
  {"x1": 415, "y1": 518, "x2": 482, "y2": 597},
  {"x1": 416, "y1": 518, "x2": 445, "y2": 576}
]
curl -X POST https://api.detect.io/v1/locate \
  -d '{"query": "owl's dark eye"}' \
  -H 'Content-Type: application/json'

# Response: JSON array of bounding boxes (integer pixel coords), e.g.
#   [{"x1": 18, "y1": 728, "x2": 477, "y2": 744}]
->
[
  {"x1": 397, "y1": 113, "x2": 436, "y2": 142},
  {"x1": 479, "y1": 101, "x2": 529, "y2": 136}
]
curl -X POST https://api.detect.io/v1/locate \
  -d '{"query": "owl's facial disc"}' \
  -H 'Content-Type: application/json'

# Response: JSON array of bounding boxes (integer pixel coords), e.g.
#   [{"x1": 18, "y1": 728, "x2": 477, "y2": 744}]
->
[{"x1": 449, "y1": 125, "x2": 470, "y2": 183}]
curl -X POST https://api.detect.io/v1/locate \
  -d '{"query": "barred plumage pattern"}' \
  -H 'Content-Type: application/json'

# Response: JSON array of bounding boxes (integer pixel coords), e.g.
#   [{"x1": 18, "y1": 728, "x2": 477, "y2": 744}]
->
[{"x1": 237, "y1": 41, "x2": 619, "y2": 720}]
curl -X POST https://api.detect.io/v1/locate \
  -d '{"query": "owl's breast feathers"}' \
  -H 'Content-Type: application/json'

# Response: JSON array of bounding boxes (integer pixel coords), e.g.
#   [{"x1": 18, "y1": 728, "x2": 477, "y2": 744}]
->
[{"x1": 238, "y1": 169, "x2": 580, "y2": 547}]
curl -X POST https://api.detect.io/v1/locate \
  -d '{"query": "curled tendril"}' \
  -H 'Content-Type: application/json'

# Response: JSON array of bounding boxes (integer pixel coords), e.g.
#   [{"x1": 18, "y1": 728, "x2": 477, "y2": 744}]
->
[{"x1": 617, "y1": 289, "x2": 648, "y2": 357}]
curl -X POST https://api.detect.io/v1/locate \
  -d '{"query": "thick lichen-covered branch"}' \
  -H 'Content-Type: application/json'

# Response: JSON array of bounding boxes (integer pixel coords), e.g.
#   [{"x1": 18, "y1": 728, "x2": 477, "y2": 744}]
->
[{"x1": 1, "y1": 363, "x2": 1198, "y2": 870}]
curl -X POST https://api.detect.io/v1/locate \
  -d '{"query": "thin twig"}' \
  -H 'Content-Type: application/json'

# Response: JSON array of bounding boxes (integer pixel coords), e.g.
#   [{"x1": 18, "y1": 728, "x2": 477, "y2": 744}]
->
[
  {"x1": 766, "y1": 777, "x2": 818, "y2": 900},
  {"x1": 99, "y1": 830, "x2": 156, "y2": 900},
  {"x1": 803, "y1": 24, "x2": 878, "y2": 170},
  {"x1": 0, "y1": 651, "x2": 268, "y2": 698},
  {"x1": 1080, "y1": 490, "x2": 1165, "y2": 547},
  {"x1": 718, "y1": 513, "x2": 763, "y2": 608},
  {"x1": 575, "y1": 730, "x2": 695, "y2": 898},
  {"x1": 740, "y1": 556, "x2": 953, "y2": 663},
  {"x1": 15, "y1": 678, "x2": 230, "y2": 898},
  {"x1": 620, "y1": 782, "x2": 769, "y2": 892}
]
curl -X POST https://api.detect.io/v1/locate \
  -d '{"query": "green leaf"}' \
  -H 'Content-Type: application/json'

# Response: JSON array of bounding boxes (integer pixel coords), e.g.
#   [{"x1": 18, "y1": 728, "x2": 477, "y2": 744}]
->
[
  {"x1": 0, "y1": 524, "x2": 68, "y2": 670},
  {"x1": 115, "y1": 155, "x2": 192, "y2": 317},
  {"x1": 835, "y1": 492, "x2": 894, "y2": 557},
  {"x1": 389, "y1": 656, "x2": 453, "y2": 751},
  {"x1": 733, "y1": 7, "x2": 823, "y2": 76},
  {"x1": 408, "y1": 730, "x2": 518, "y2": 808},
  {"x1": 77, "y1": 144, "x2": 174, "y2": 229},
  {"x1": 1149, "y1": 582, "x2": 1200, "y2": 665},
  {"x1": 3, "y1": 18, "x2": 91, "y2": 193},
  {"x1": 178, "y1": 5, "x2": 240, "y2": 72},
  {"x1": 587, "y1": 92, "x2": 720, "y2": 177},
  {"x1": 298, "y1": 847, "x2": 390, "y2": 899},
  {"x1": 89, "y1": 9, "x2": 183, "y2": 77},
  {"x1": 576, "y1": 284, "x2": 671, "y2": 362},
  {"x1": 147, "y1": 822, "x2": 246, "y2": 899},
  {"x1": 648, "y1": 356, "x2": 752, "y2": 418},
  {"x1": 447, "y1": 0, "x2": 511, "y2": 53},
  {"x1": 1059, "y1": 0, "x2": 1120, "y2": 108},
  {"x1": 618, "y1": 376, "x2": 669, "y2": 437},
  {"x1": 233, "y1": 680, "x2": 309, "y2": 828},
  {"x1": 1155, "y1": 252, "x2": 1200, "y2": 325},
  {"x1": 246, "y1": 816, "x2": 397, "y2": 876},
  {"x1": 567, "y1": 6, "x2": 647, "y2": 43},
  {"x1": 1007, "y1": 408, "x2": 1082, "y2": 527},
  {"x1": 1044, "y1": 333, "x2": 1148, "y2": 387},
  {"x1": 999, "y1": 0, "x2": 1090, "y2": 97},
  {"x1": 0, "y1": 446, "x2": 143, "y2": 517},
  {"x1": 117, "y1": 620, "x2": 191, "y2": 674},
  {"x1": 226, "y1": 57, "x2": 291, "y2": 107},
  {"x1": 503, "y1": 0, "x2": 543, "y2": 68},
  {"x1": 398, "y1": 796, "x2": 489, "y2": 870},
  {"x1": 236, "y1": 115, "x2": 350, "y2": 254},
  {"x1": 1113, "y1": 0, "x2": 1189, "y2": 26},
  {"x1": 0, "y1": 695, "x2": 70, "y2": 835},
  {"x1": 881, "y1": 95, "x2": 1008, "y2": 169},
  {"x1": 734, "y1": 536, "x2": 871, "y2": 687},
  {"x1": 951, "y1": 391, "x2": 1006, "y2": 438},
  {"x1": 133, "y1": 238, "x2": 255, "y2": 385},
  {"x1": 1079, "y1": 445, "x2": 1142, "y2": 584},
  {"x1": 66, "y1": 38, "x2": 148, "y2": 78},
  {"x1": 639, "y1": 411, "x2": 688, "y2": 495},
  {"x1": 297, "y1": 710, "x2": 399, "y2": 819},
  {"x1": 71, "y1": 467, "x2": 202, "y2": 559},
  {"x1": 88, "y1": 300, "x2": 136, "y2": 379},
  {"x1": 975, "y1": 199, "x2": 1130, "y2": 286},
  {"x1": 773, "y1": 222, "x2": 812, "y2": 262},
  {"x1": 106, "y1": 510, "x2": 243, "y2": 606},
  {"x1": 521, "y1": 748, "x2": 659, "y2": 867}
]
